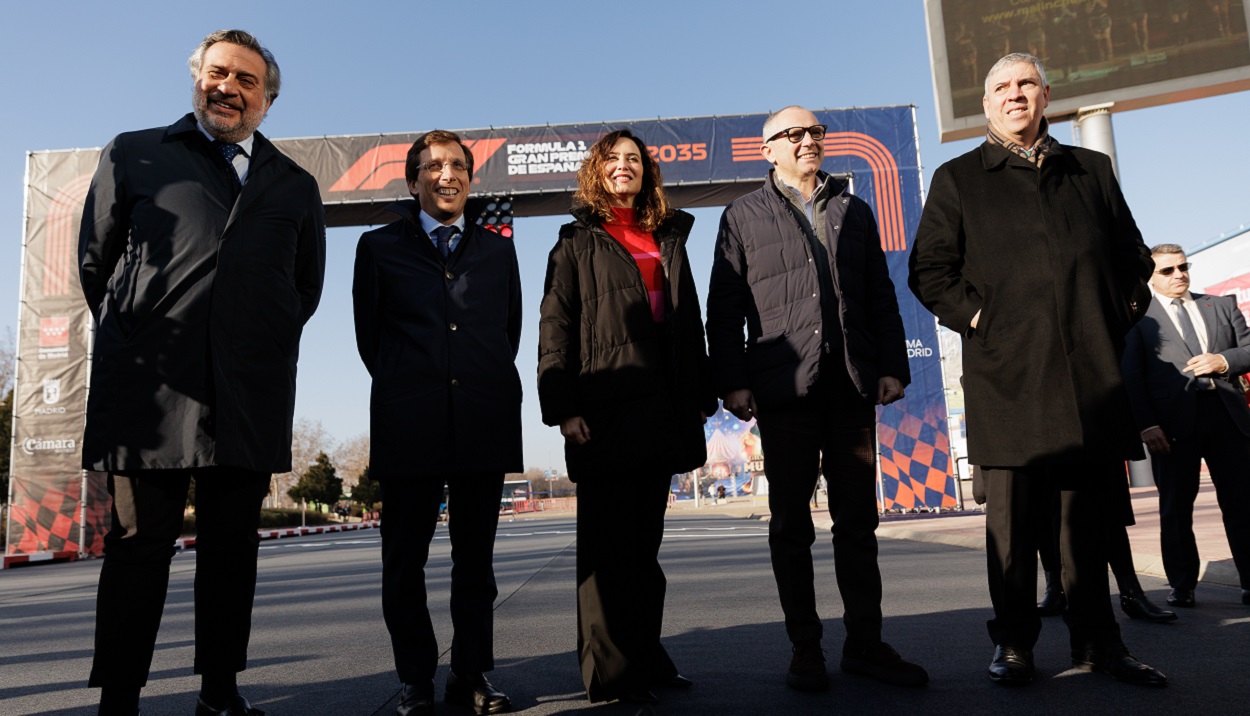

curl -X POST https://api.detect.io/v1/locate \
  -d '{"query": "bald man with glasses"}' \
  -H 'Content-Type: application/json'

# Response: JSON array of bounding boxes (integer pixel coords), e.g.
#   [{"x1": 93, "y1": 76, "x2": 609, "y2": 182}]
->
[
  {"x1": 1123, "y1": 244, "x2": 1250, "y2": 610},
  {"x1": 706, "y1": 105, "x2": 926, "y2": 694}
]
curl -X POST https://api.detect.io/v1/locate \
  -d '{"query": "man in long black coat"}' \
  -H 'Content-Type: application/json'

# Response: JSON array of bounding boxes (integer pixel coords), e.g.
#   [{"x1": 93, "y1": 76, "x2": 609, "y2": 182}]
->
[
  {"x1": 353, "y1": 130, "x2": 522, "y2": 716},
  {"x1": 909, "y1": 52, "x2": 1164, "y2": 687},
  {"x1": 78, "y1": 29, "x2": 326, "y2": 716}
]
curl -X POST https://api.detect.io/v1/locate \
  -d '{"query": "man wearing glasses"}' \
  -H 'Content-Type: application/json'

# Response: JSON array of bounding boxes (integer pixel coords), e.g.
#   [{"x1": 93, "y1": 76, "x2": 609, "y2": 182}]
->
[
  {"x1": 707, "y1": 106, "x2": 927, "y2": 693},
  {"x1": 1123, "y1": 245, "x2": 1250, "y2": 610},
  {"x1": 909, "y1": 53, "x2": 1165, "y2": 687},
  {"x1": 353, "y1": 130, "x2": 522, "y2": 715}
]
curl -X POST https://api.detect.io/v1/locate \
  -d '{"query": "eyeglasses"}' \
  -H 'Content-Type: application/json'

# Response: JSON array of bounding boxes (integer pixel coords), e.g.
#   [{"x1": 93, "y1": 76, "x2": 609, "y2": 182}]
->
[
  {"x1": 766, "y1": 124, "x2": 828, "y2": 144},
  {"x1": 420, "y1": 160, "x2": 469, "y2": 175},
  {"x1": 1154, "y1": 262, "x2": 1191, "y2": 276}
]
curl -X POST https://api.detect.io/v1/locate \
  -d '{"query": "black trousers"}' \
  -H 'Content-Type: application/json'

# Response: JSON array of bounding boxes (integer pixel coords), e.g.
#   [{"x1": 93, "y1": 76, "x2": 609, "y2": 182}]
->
[
  {"x1": 1152, "y1": 392, "x2": 1250, "y2": 590},
  {"x1": 575, "y1": 472, "x2": 675, "y2": 700},
  {"x1": 89, "y1": 467, "x2": 271, "y2": 688},
  {"x1": 755, "y1": 374, "x2": 882, "y2": 647},
  {"x1": 1037, "y1": 490, "x2": 1142, "y2": 594},
  {"x1": 380, "y1": 473, "x2": 503, "y2": 684},
  {"x1": 982, "y1": 463, "x2": 1122, "y2": 654}
]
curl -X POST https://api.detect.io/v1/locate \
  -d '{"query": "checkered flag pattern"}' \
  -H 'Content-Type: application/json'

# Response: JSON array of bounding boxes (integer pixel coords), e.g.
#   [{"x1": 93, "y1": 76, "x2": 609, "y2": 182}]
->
[{"x1": 877, "y1": 403, "x2": 957, "y2": 511}]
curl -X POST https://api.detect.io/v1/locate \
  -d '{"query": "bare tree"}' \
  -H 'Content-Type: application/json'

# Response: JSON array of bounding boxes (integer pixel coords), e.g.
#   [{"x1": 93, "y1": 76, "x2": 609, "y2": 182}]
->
[
  {"x1": 0, "y1": 326, "x2": 14, "y2": 395},
  {"x1": 270, "y1": 418, "x2": 336, "y2": 509},
  {"x1": 332, "y1": 433, "x2": 370, "y2": 489}
]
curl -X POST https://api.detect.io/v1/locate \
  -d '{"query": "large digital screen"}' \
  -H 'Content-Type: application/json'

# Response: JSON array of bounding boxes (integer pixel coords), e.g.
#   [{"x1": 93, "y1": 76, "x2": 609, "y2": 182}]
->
[{"x1": 926, "y1": 0, "x2": 1250, "y2": 141}]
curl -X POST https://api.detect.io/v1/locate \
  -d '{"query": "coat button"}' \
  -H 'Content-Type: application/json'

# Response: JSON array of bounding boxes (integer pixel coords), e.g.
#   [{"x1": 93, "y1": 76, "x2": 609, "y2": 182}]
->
[
  {"x1": 834, "y1": 225, "x2": 840, "y2": 230},
  {"x1": 449, "y1": 323, "x2": 458, "y2": 331},
  {"x1": 451, "y1": 378, "x2": 459, "y2": 387},
  {"x1": 814, "y1": 329, "x2": 820, "y2": 334},
  {"x1": 445, "y1": 271, "x2": 454, "y2": 280}
]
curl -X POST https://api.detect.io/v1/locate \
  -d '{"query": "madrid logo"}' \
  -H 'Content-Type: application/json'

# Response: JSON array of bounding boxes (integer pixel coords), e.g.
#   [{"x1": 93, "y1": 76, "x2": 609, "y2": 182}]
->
[{"x1": 42, "y1": 378, "x2": 61, "y2": 404}]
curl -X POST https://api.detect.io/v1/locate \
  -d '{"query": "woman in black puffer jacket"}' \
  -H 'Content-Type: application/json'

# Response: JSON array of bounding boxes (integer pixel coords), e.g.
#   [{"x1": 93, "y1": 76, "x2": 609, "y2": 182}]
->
[{"x1": 537, "y1": 129, "x2": 717, "y2": 705}]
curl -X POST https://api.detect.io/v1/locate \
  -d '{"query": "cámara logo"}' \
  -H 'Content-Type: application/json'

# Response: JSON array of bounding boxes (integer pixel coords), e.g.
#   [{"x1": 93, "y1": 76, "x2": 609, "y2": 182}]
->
[{"x1": 21, "y1": 437, "x2": 78, "y2": 455}]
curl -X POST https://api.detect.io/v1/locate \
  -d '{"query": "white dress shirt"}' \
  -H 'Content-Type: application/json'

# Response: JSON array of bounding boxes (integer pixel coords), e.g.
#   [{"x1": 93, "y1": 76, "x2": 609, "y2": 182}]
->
[{"x1": 418, "y1": 210, "x2": 466, "y2": 253}]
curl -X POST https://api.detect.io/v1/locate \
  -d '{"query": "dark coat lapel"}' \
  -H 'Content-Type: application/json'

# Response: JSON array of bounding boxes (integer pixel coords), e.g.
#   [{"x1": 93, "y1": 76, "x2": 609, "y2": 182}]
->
[{"x1": 226, "y1": 132, "x2": 294, "y2": 230}]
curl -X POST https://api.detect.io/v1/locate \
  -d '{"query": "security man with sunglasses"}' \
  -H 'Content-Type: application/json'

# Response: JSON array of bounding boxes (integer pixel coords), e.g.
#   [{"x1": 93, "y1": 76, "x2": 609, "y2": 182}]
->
[
  {"x1": 706, "y1": 106, "x2": 927, "y2": 693},
  {"x1": 1123, "y1": 245, "x2": 1250, "y2": 610}
]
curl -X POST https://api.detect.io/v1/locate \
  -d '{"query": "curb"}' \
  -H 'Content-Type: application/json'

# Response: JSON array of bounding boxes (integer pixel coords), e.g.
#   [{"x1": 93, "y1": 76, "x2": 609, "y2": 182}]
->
[
  {"x1": 175, "y1": 520, "x2": 381, "y2": 551},
  {"x1": 3, "y1": 521, "x2": 382, "y2": 568}
]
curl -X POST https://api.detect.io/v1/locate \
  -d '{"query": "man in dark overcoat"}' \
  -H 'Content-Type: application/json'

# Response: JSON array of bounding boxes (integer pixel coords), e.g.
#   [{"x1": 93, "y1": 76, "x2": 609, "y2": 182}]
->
[
  {"x1": 353, "y1": 130, "x2": 522, "y2": 716},
  {"x1": 78, "y1": 29, "x2": 326, "y2": 716},
  {"x1": 1122, "y1": 244, "x2": 1250, "y2": 608},
  {"x1": 706, "y1": 105, "x2": 927, "y2": 693},
  {"x1": 909, "y1": 53, "x2": 1164, "y2": 687}
]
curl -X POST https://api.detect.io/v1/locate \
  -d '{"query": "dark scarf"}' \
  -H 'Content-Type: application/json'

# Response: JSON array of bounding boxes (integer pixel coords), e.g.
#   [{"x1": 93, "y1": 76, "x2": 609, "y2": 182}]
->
[{"x1": 987, "y1": 117, "x2": 1055, "y2": 166}]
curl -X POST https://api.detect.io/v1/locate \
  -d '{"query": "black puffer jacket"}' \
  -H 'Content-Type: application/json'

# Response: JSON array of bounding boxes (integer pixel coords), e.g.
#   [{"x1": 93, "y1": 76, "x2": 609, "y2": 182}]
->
[
  {"x1": 706, "y1": 171, "x2": 909, "y2": 408},
  {"x1": 537, "y1": 207, "x2": 718, "y2": 479}
]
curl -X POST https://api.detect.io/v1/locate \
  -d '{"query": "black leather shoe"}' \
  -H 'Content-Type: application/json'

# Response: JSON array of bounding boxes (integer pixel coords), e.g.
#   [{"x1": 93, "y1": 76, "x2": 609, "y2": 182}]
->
[
  {"x1": 195, "y1": 695, "x2": 264, "y2": 716},
  {"x1": 988, "y1": 646, "x2": 1034, "y2": 685},
  {"x1": 1166, "y1": 588, "x2": 1195, "y2": 608},
  {"x1": 445, "y1": 672, "x2": 511, "y2": 714},
  {"x1": 396, "y1": 681, "x2": 434, "y2": 716},
  {"x1": 1037, "y1": 571, "x2": 1066, "y2": 616},
  {"x1": 1073, "y1": 646, "x2": 1167, "y2": 686},
  {"x1": 654, "y1": 673, "x2": 694, "y2": 689},
  {"x1": 1242, "y1": 589, "x2": 1250, "y2": 606},
  {"x1": 1120, "y1": 589, "x2": 1178, "y2": 622}
]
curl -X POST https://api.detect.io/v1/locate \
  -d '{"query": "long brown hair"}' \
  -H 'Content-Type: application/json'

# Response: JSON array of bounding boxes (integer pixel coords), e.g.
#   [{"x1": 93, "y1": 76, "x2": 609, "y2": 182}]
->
[{"x1": 574, "y1": 130, "x2": 671, "y2": 232}]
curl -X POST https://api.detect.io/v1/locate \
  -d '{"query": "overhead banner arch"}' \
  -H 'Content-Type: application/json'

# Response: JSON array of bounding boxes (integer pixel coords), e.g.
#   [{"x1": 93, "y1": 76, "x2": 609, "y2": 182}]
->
[{"x1": 7, "y1": 106, "x2": 954, "y2": 563}]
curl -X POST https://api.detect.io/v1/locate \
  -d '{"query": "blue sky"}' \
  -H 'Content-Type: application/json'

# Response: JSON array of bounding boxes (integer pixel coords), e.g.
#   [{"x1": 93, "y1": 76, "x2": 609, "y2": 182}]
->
[{"x1": 2, "y1": 0, "x2": 1247, "y2": 472}]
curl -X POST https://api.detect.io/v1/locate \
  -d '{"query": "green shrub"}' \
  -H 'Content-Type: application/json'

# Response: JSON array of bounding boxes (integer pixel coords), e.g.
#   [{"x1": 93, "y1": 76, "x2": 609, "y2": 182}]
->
[{"x1": 181, "y1": 508, "x2": 331, "y2": 535}]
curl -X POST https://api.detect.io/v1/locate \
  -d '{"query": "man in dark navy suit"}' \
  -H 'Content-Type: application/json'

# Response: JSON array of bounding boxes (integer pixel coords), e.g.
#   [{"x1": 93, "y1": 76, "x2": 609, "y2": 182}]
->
[
  {"x1": 353, "y1": 130, "x2": 522, "y2": 716},
  {"x1": 1123, "y1": 244, "x2": 1250, "y2": 608}
]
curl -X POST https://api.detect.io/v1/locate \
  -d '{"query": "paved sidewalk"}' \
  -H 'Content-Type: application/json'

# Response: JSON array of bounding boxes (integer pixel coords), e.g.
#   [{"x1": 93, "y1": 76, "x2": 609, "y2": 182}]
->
[{"x1": 690, "y1": 479, "x2": 1242, "y2": 588}]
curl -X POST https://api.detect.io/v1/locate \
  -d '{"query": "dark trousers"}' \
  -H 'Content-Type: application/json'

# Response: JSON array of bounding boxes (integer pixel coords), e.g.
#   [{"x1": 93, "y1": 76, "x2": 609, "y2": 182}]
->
[
  {"x1": 983, "y1": 463, "x2": 1122, "y2": 654},
  {"x1": 1037, "y1": 493, "x2": 1143, "y2": 594},
  {"x1": 1152, "y1": 392, "x2": 1250, "y2": 590},
  {"x1": 380, "y1": 473, "x2": 503, "y2": 684},
  {"x1": 89, "y1": 467, "x2": 271, "y2": 687},
  {"x1": 755, "y1": 374, "x2": 881, "y2": 647},
  {"x1": 575, "y1": 472, "x2": 675, "y2": 700}
]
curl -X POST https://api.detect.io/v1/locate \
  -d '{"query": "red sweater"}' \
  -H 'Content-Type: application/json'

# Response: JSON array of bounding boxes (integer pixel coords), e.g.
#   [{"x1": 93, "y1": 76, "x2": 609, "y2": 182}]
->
[{"x1": 604, "y1": 207, "x2": 665, "y2": 323}]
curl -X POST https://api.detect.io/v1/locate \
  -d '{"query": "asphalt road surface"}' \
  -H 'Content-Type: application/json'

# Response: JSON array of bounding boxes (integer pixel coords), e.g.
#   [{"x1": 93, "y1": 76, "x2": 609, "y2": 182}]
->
[{"x1": 2, "y1": 513, "x2": 1247, "y2": 715}]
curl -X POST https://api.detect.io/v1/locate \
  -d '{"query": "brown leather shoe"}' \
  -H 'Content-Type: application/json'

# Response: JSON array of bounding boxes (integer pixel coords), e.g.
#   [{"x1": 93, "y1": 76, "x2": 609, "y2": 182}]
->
[
  {"x1": 841, "y1": 640, "x2": 929, "y2": 687},
  {"x1": 786, "y1": 639, "x2": 829, "y2": 692}
]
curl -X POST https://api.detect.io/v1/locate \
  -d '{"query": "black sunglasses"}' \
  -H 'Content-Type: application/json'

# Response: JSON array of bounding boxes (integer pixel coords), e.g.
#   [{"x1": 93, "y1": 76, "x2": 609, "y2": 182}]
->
[
  {"x1": 1154, "y1": 262, "x2": 1191, "y2": 276},
  {"x1": 766, "y1": 124, "x2": 828, "y2": 144}
]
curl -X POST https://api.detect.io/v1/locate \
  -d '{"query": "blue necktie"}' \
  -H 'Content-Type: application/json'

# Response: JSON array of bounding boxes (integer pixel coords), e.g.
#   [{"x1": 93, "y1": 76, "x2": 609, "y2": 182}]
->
[
  {"x1": 432, "y1": 225, "x2": 458, "y2": 259},
  {"x1": 217, "y1": 142, "x2": 243, "y2": 185}
]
